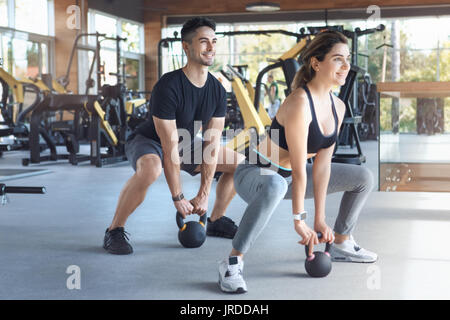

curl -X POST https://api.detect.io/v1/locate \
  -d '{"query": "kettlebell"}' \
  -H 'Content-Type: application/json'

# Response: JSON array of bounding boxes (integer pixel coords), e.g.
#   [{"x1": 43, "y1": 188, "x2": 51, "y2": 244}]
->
[
  {"x1": 304, "y1": 232, "x2": 332, "y2": 278},
  {"x1": 176, "y1": 211, "x2": 207, "y2": 248}
]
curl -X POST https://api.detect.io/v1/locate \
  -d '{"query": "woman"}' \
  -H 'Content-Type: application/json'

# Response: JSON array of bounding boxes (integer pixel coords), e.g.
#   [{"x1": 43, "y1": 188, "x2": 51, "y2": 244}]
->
[{"x1": 218, "y1": 31, "x2": 377, "y2": 294}]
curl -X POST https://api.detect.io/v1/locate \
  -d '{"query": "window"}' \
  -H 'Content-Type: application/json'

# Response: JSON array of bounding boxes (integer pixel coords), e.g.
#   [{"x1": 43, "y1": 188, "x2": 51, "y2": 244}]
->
[
  {"x1": 94, "y1": 12, "x2": 117, "y2": 37},
  {"x1": 121, "y1": 21, "x2": 141, "y2": 53},
  {"x1": 40, "y1": 42, "x2": 47, "y2": 74},
  {"x1": 0, "y1": 33, "x2": 12, "y2": 71},
  {"x1": 85, "y1": 10, "x2": 145, "y2": 92},
  {"x1": 15, "y1": 0, "x2": 49, "y2": 35},
  {"x1": 89, "y1": 11, "x2": 144, "y2": 53},
  {"x1": 91, "y1": 12, "x2": 117, "y2": 49},
  {"x1": 77, "y1": 49, "x2": 95, "y2": 95},
  {"x1": 0, "y1": 0, "x2": 7, "y2": 27},
  {"x1": 11, "y1": 38, "x2": 40, "y2": 79},
  {"x1": 0, "y1": 32, "x2": 51, "y2": 80},
  {"x1": 25, "y1": 41, "x2": 39, "y2": 78},
  {"x1": 100, "y1": 48, "x2": 117, "y2": 86},
  {"x1": 0, "y1": 0, "x2": 53, "y2": 84},
  {"x1": 11, "y1": 38, "x2": 27, "y2": 78},
  {"x1": 123, "y1": 57, "x2": 139, "y2": 90}
]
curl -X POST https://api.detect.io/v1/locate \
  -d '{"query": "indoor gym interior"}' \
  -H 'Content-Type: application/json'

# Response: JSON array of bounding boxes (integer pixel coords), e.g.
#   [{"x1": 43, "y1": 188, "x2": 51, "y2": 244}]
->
[{"x1": 1, "y1": 0, "x2": 450, "y2": 300}]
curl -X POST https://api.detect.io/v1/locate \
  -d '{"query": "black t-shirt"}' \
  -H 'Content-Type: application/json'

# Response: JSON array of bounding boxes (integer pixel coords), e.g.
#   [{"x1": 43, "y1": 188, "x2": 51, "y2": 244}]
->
[{"x1": 133, "y1": 69, "x2": 226, "y2": 145}]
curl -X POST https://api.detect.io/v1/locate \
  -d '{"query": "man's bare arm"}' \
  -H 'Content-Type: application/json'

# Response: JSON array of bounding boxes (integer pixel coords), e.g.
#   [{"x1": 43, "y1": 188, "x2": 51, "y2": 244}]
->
[
  {"x1": 153, "y1": 116, "x2": 193, "y2": 217},
  {"x1": 190, "y1": 117, "x2": 224, "y2": 215}
]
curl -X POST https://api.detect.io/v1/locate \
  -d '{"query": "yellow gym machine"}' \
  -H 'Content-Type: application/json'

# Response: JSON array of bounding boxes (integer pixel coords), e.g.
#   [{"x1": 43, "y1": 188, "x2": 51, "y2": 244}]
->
[
  {"x1": 225, "y1": 36, "x2": 309, "y2": 154},
  {"x1": 220, "y1": 65, "x2": 267, "y2": 155},
  {"x1": 0, "y1": 66, "x2": 60, "y2": 154},
  {"x1": 226, "y1": 64, "x2": 272, "y2": 129}
]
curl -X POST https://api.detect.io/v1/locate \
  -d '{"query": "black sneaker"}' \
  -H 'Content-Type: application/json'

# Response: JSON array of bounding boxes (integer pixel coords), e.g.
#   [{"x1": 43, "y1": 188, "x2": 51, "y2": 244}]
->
[
  {"x1": 206, "y1": 216, "x2": 238, "y2": 239},
  {"x1": 103, "y1": 227, "x2": 133, "y2": 255}
]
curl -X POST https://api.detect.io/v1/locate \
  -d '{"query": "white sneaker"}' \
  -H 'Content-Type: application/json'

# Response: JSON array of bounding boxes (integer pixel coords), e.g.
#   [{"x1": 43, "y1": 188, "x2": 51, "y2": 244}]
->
[
  {"x1": 329, "y1": 235, "x2": 378, "y2": 263},
  {"x1": 218, "y1": 256, "x2": 247, "y2": 294}
]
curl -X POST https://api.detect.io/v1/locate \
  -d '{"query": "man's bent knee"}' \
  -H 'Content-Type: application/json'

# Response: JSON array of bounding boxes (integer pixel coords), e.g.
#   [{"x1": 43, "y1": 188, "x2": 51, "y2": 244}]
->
[{"x1": 136, "y1": 154, "x2": 162, "y2": 186}]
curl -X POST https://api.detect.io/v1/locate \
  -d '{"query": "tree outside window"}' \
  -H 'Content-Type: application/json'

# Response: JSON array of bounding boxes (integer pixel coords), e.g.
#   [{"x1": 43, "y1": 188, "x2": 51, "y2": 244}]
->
[{"x1": 121, "y1": 21, "x2": 140, "y2": 53}]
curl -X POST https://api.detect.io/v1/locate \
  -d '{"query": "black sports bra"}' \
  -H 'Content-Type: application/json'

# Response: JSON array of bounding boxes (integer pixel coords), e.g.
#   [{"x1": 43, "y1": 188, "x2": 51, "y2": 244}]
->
[{"x1": 268, "y1": 85, "x2": 339, "y2": 154}]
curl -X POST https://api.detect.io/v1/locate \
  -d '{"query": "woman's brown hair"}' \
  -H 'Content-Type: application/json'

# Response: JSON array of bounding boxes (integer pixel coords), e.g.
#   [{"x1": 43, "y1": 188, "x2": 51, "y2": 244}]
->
[{"x1": 291, "y1": 31, "x2": 348, "y2": 90}]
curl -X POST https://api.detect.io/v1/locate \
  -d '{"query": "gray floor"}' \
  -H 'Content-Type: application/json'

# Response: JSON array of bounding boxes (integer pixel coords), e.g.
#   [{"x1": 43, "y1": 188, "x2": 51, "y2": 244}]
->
[{"x1": 1, "y1": 141, "x2": 450, "y2": 300}]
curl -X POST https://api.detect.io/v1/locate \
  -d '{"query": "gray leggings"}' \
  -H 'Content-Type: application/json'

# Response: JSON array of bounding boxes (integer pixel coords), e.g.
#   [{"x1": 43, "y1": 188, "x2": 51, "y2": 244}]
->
[{"x1": 232, "y1": 162, "x2": 374, "y2": 254}]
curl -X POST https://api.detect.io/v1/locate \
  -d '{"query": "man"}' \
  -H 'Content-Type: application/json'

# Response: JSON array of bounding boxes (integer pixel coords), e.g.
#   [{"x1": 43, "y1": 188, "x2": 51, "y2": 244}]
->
[
  {"x1": 267, "y1": 73, "x2": 280, "y2": 119},
  {"x1": 103, "y1": 17, "x2": 245, "y2": 255}
]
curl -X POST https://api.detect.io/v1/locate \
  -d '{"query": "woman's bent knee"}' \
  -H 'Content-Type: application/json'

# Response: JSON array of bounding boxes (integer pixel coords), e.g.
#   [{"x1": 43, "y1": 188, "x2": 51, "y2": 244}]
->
[
  {"x1": 260, "y1": 174, "x2": 288, "y2": 200},
  {"x1": 233, "y1": 165, "x2": 288, "y2": 203},
  {"x1": 354, "y1": 166, "x2": 374, "y2": 192}
]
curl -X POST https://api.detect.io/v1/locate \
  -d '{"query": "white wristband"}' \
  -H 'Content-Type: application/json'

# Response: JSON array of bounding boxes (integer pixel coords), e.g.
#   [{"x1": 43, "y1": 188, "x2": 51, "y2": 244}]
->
[{"x1": 293, "y1": 211, "x2": 307, "y2": 221}]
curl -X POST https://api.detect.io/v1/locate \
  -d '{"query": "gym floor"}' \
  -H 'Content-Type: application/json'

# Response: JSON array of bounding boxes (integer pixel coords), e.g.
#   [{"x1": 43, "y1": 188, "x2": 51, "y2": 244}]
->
[{"x1": 1, "y1": 140, "x2": 450, "y2": 300}]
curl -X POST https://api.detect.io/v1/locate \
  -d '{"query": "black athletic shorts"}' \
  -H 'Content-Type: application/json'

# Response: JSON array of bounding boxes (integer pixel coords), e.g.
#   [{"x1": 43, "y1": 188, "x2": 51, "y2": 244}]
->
[{"x1": 125, "y1": 134, "x2": 203, "y2": 176}]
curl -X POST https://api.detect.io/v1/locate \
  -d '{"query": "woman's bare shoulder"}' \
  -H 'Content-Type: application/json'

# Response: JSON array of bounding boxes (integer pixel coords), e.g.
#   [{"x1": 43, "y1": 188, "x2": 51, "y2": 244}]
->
[{"x1": 279, "y1": 87, "x2": 310, "y2": 124}]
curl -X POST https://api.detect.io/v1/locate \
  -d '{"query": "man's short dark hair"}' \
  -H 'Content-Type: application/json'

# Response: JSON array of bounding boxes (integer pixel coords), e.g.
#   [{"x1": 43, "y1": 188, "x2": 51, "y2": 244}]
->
[{"x1": 181, "y1": 17, "x2": 216, "y2": 43}]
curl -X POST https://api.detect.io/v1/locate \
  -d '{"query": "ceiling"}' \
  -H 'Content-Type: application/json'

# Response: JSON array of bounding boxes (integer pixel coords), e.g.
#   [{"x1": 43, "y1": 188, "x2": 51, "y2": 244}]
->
[{"x1": 142, "y1": 0, "x2": 450, "y2": 16}]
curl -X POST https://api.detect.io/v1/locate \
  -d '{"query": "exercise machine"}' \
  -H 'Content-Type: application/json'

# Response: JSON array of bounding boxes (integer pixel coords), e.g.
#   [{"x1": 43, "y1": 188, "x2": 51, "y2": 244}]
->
[
  {"x1": 21, "y1": 82, "x2": 133, "y2": 167},
  {"x1": 220, "y1": 65, "x2": 267, "y2": 154},
  {"x1": 22, "y1": 32, "x2": 149, "y2": 167},
  {"x1": 227, "y1": 64, "x2": 272, "y2": 129},
  {"x1": 333, "y1": 24, "x2": 385, "y2": 164},
  {"x1": 332, "y1": 64, "x2": 367, "y2": 164},
  {"x1": 357, "y1": 73, "x2": 378, "y2": 141},
  {"x1": 0, "y1": 66, "x2": 55, "y2": 156}
]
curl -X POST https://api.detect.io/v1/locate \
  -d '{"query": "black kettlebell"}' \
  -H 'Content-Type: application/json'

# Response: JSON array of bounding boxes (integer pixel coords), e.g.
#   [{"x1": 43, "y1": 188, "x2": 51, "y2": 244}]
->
[
  {"x1": 304, "y1": 232, "x2": 332, "y2": 278},
  {"x1": 176, "y1": 211, "x2": 207, "y2": 248}
]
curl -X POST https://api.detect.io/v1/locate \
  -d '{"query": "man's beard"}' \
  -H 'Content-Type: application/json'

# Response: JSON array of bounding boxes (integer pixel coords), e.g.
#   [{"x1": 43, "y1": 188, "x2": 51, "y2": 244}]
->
[
  {"x1": 198, "y1": 55, "x2": 214, "y2": 66},
  {"x1": 202, "y1": 59, "x2": 214, "y2": 66}
]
